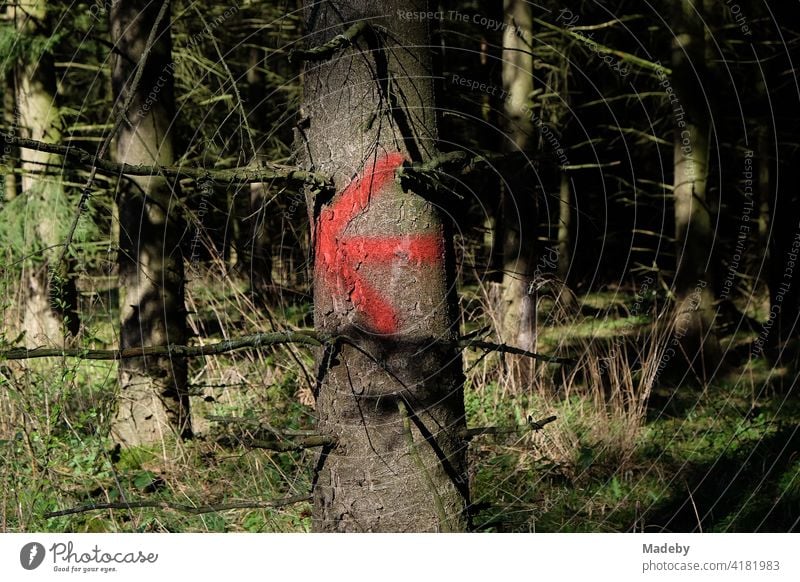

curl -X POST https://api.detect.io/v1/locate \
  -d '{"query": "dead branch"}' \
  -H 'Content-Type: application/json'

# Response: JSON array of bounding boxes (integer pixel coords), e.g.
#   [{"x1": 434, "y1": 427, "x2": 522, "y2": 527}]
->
[
  {"x1": 461, "y1": 415, "x2": 558, "y2": 440},
  {"x1": 206, "y1": 416, "x2": 319, "y2": 437},
  {"x1": 1, "y1": 134, "x2": 329, "y2": 187},
  {"x1": 219, "y1": 435, "x2": 335, "y2": 452},
  {"x1": 0, "y1": 332, "x2": 321, "y2": 362},
  {"x1": 0, "y1": 331, "x2": 572, "y2": 366},
  {"x1": 456, "y1": 339, "x2": 576, "y2": 364}
]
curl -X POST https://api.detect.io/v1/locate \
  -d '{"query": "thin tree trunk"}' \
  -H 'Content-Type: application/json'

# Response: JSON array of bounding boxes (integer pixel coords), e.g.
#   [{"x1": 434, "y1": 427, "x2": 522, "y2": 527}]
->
[
  {"x1": 499, "y1": 0, "x2": 536, "y2": 352},
  {"x1": 13, "y1": 0, "x2": 79, "y2": 347},
  {"x1": 3, "y1": 70, "x2": 18, "y2": 202},
  {"x1": 557, "y1": 171, "x2": 571, "y2": 280},
  {"x1": 109, "y1": 0, "x2": 190, "y2": 446},
  {"x1": 234, "y1": 46, "x2": 274, "y2": 300},
  {"x1": 300, "y1": 0, "x2": 469, "y2": 532},
  {"x1": 671, "y1": 0, "x2": 720, "y2": 379}
]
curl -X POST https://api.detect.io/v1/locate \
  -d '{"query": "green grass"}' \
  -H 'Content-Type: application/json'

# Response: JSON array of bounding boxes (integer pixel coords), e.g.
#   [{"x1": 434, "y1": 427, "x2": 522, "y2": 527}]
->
[{"x1": 1, "y1": 280, "x2": 797, "y2": 533}]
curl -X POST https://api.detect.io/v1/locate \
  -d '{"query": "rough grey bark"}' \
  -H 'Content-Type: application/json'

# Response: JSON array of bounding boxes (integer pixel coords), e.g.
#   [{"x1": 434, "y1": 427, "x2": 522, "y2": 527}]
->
[
  {"x1": 109, "y1": 0, "x2": 190, "y2": 445},
  {"x1": 499, "y1": 0, "x2": 537, "y2": 352},
  {"x1": 299, "y1": 0, "x2": 469, "y2": 532},
  {"x1": 13, "y1": 0, "x2": 79, "y2": 346},
  {"x1": 671, "y1": 0, "x2": 721, "y2": 379}
]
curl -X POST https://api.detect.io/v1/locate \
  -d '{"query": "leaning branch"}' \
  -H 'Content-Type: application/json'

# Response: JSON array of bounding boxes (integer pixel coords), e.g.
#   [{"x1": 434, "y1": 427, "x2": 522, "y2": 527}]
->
[
  {"x1": 0, "y1": 332, "x2": 571, "y2": 366},
  {"x1": 206, "y1": 416, "x2": 319, "y2": 437},
  {"x1": 0, "y1": 134, "x2": 329, "y2": 187},
  {"x1": 0, "y1": 332, "x2": 321, "y2": 362},
  {"x1": 456, "y1": 339, "x2": 575, "y2": 365},
  {"x1": 461, "y1": 415, "x2": 558, "y2": 440},
  {"x1": 220, "y1": 435, "x2": 335, "y2": 452},
  {"x1": 290, "y1": 21, "x2": 368, "y2": 62},
  {"x1": 209, "y1": 415, "x2": 335, "y2": 452},
  {"x1": 44, "y1": 494, "x2": 311, "y2": 518}
]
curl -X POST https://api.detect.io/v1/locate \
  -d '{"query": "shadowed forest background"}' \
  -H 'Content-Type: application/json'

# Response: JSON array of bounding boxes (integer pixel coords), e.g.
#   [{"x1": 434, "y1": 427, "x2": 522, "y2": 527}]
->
[{"x1": 0, "y1": 0, "x2": 798, "y2": 532}]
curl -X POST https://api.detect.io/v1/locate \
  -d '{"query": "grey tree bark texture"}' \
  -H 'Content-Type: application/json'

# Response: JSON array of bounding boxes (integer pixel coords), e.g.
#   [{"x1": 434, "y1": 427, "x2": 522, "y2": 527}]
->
[
  {"x1": 109, "y1": 0, "x2": 190, "y2": 446},
  {"x1": 299, "y1": 0, "x2": 470, "y2": 532}
]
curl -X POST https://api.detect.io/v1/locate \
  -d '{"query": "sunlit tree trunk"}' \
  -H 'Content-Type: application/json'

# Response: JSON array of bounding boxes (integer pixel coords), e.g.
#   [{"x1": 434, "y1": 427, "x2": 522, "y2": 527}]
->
[
  {"x1": 13, "y1": 0, "x2": 79, "y2": 347},
  {"x1": 3, "y1": 70, "x2": 18, "y2": 202},
  {"x1": 109, "y1": 0, "x2": 190, "y2": 445},
  {"x1": 300, "y1": 0, "x2": 469, "y2": 532}
]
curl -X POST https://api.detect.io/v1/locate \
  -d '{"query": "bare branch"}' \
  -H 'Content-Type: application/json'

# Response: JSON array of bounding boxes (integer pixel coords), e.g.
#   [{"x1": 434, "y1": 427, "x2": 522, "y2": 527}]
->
[
  {"x1": 461, "y1": 415, "x2": 558, "y2": 440},
  {"x1": 219, "y1": 435, "x2": 335, "y2": 452},
  {"x1": 206, "y1": 416, "x2": 319, "y2": 437},
  {"x1": 0, "y1": 332, "x2": 321, "y2": 362},
  {"x1": 0, "y1": 134, "x2": 329, "y2": 187},
  {"x1": 456, "y1": 339, "x2": 576, "y2": 365}
]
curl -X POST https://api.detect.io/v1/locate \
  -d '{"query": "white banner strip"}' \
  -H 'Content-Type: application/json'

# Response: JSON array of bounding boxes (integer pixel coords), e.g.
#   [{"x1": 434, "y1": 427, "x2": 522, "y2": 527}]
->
[{"x1": 1, "y1": 533, "x2": 797, "y2": 581}]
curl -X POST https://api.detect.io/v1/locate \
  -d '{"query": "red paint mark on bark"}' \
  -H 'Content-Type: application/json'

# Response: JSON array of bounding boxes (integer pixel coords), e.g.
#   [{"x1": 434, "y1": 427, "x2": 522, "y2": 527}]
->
[{"x1": 315, "y1": 153, "x2": 443, "y2": 334}]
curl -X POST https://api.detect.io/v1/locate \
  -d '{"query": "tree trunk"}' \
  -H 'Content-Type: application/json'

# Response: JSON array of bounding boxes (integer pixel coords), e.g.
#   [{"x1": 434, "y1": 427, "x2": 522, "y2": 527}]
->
[
  {"x1": 300, "y1": 0, "x2": 469, "y2": 532},
  {"x1": 233, "y1": 46, "x2": 274, "y2": 300},
  {"x1": 499, "y1": 0, "x2": 537, "y2": 352},
  {"x1": 109, "y1": 0, "x2": 190, "y2": 446},
  {"x1": 13, "y1": 0, "x2": 79, "y2": 346},
  {"x1": 557, "y1": 171, "x2": 571, "y2": 280},
  {"x1": 3, "y1": 70, "x2": 18, "y2": 202},
  {"x1": 671, "y1": 0, "x2": 720, "y2": 379}
]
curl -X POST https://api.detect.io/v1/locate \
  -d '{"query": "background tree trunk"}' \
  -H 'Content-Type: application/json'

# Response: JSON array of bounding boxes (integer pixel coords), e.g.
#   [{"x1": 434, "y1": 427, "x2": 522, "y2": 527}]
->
[
  {"x1": 109, "y1": 0, "x2": 190, "y2": 446},
  {"x1": 300, "y1": 0, "x2": 469, "y2": 532},
  {"x1": 234, "y1": 46, "x2": 273, "y2": 301},
  {"x1": 557, "y1": 171, "x2": 571, "y2": 280},
  {"x1": 499, "y1": 0, "x2": 537, "y2": 352},
  {"x1": 13, "y1": 0, "x2": 79, "y2": 347},
  {"x1": 671, "y1": 0, "x2": 721, "y2": 379},
  {"x1": 3, "y1": 70, "x2": 18, "y2": 202}
]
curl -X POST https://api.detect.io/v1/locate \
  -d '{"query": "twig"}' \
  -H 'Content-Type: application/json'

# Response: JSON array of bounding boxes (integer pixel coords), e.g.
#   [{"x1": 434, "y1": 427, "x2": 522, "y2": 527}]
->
[
  {"x1": 456, "y1": 339, "x2": 575, "y2": 365},
  {"x1": 44, "y1": 494, "x2": 311, "y2": 518},
  {"x1": 206, "y1": 416, "x2": 318, "y2": 437},
  {"x1": 220, "y1": 435, "x2": 335, "y2": 452},
  {"x1": 461, "y1": 415, "x2": 557, "y2": 440},
  {"x1": 534, "y1": 17, "x2": 669, "y2": 75},
  {"x1": 0, "y1": 134, "x2": 329, "y2": 187},
  {"x1": 290, "y1": 21, "x2": 367, "y2": 62},
  {"x1": 0, "y1": 331, "x2": 321, "y2": 361},
  {"x1": 0, "y1": 332, "x2": 569, "y2": 366}
]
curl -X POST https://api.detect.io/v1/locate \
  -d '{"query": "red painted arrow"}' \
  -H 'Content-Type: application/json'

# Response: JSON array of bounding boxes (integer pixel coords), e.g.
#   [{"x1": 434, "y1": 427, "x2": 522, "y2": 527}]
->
[{"x1": 315, "y1": 152, "x2": 443, "y2": 334}]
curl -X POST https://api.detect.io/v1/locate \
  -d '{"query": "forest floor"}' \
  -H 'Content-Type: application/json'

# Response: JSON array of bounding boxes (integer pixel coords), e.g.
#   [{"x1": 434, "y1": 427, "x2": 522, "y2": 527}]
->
[{"x1": 1, "y1": 275, "x2": 798, "y2": 532}]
